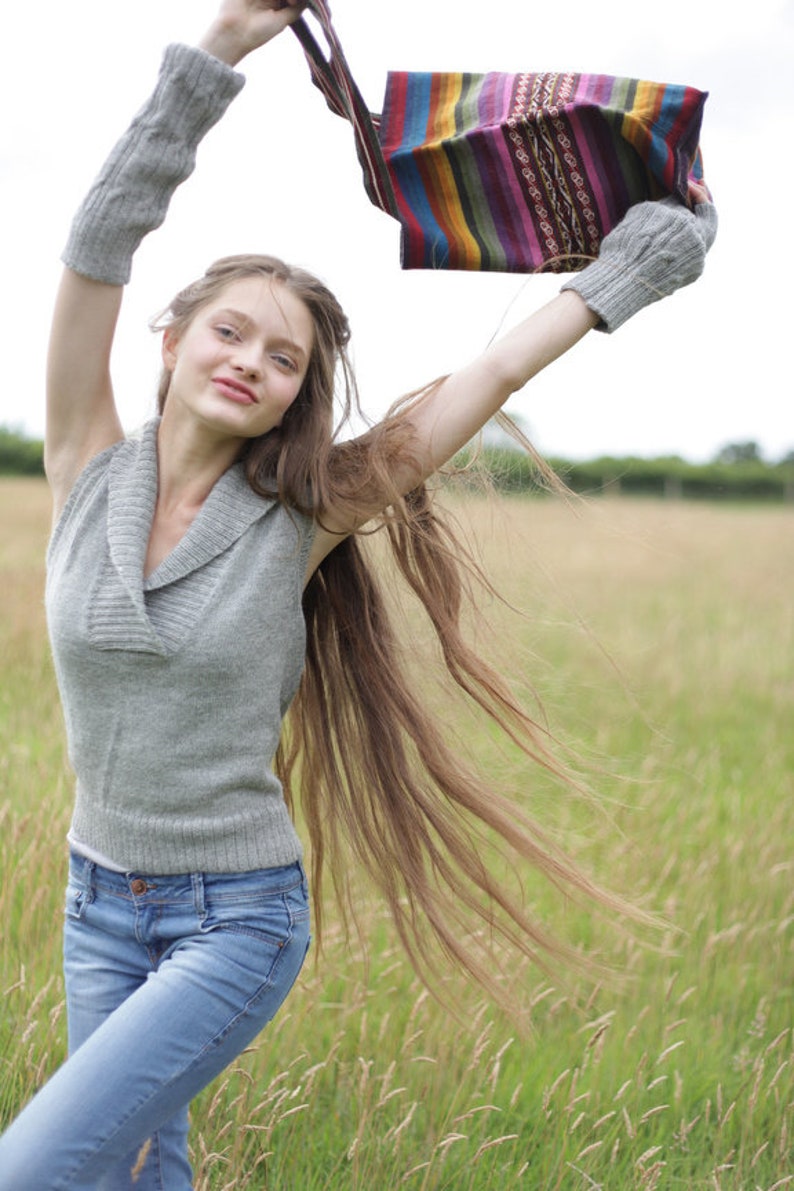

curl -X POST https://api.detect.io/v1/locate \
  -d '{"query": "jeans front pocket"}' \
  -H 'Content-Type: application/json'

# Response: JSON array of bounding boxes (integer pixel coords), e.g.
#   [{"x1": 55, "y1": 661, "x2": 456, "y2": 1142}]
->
[
  {"x1": 200, "y1": 862, "x2": 309, "y2": 950},
  {"x1": 192, "y1": 870, "x2": 310, "y2": 1005}
]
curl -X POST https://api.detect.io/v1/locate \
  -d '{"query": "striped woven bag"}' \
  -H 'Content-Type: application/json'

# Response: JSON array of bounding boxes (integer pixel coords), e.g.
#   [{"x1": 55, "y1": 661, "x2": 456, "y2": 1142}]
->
[{"x1": 292, "y1": 1, "x2": 708, "y2": 273}]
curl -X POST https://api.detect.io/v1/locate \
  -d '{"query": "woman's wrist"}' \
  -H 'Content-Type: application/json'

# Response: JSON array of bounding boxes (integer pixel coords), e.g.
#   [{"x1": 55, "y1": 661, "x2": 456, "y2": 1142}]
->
[{"x1": 198, "y1": 23, "x2": 252, "y2": 67}]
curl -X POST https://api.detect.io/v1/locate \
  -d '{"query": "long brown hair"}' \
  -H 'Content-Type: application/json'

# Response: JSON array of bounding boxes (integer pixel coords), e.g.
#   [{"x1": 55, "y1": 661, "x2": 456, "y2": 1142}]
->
[{"x1": 154, "y1": 255, "x2": 648, "y2": 1015}]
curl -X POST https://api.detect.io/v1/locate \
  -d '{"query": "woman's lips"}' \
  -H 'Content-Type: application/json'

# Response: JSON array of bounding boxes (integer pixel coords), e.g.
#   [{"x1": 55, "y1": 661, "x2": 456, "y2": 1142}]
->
[{"x1": 212, "y1": 377, "x2": 258, "y2": 405}]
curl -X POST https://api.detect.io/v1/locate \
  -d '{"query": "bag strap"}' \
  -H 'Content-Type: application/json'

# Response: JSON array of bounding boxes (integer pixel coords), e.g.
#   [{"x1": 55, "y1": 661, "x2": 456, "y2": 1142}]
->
[{"x1": 291, "y1": 0, "x2": 399, "y2": 217}]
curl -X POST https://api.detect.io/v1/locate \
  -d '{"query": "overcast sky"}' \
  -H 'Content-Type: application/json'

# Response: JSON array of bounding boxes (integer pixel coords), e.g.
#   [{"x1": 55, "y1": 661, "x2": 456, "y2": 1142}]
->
[{"x1": 2, "y1": 0, "x2": 791, "y2": 462}]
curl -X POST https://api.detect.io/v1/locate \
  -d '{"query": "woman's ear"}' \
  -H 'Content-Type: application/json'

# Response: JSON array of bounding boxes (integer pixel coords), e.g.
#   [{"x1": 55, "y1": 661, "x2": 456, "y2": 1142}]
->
[{"x1": 161, "y1": 328, "x2": 179, "y2": 370}]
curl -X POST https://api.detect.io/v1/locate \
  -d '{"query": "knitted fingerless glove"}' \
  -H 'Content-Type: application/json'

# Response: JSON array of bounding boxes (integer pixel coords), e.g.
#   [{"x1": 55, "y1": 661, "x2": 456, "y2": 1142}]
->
[
  {"x1": 561, "y1": 197, "x2": 718, "y2": 333},
  {"x1": 62, "y1": 45, "x2": 245, "y2": 285}
]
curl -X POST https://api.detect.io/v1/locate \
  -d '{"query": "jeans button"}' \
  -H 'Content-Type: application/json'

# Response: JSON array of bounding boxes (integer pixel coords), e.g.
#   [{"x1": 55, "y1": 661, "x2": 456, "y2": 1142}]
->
[{"x1": 130, "y1": 878, "x2": 148, "y2": 895}]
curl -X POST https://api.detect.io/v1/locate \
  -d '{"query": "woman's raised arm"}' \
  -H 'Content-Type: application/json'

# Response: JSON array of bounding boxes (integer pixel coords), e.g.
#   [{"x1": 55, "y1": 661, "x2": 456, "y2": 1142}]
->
[
  {"x1": 307, "y1": 190, "x2": 717, "y2": 575},
  {"x1": 45, "y1": 0, "x2": 306, "y2": 518},
  {"x1": 403, "y1": 191, "x2": 718, "y2": 484}
]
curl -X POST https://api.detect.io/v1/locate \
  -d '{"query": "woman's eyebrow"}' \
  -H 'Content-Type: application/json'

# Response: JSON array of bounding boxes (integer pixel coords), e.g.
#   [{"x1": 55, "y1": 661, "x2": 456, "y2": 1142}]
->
[
  {"x1": 213, "y1": 308, "x2": 309, "y2": 362},
  {"x1": 212, "y1": 307, "x2": 253, "y2": 326}
]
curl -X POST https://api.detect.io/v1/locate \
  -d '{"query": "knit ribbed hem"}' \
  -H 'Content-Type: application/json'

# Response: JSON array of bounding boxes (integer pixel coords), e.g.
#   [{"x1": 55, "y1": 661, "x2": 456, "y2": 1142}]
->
[{"x1": 70, "y1": 796, "x2": 303, "y2": 876}]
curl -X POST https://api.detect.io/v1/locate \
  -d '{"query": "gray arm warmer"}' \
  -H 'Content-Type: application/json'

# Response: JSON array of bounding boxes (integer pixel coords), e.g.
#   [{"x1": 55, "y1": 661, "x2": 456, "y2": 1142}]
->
[
  {"x1": 62, "y1": 44, "x2": 245, "y2": 285},
  {"x1": 561, "y1": 197, "x2": 718, "y2": 333}
]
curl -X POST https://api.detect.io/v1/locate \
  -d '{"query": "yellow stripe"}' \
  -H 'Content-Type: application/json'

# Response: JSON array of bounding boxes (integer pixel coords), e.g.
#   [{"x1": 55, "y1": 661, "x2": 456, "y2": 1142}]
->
[
  {"x1": 622, "y1": 79, "x2": 658, "y2": 158},
  {"x1": 422, "y1": 75, "x2": 481, "y2": 268},
  {"x1": 422, "y1": 72, "x2": 461, "y2": 141}
]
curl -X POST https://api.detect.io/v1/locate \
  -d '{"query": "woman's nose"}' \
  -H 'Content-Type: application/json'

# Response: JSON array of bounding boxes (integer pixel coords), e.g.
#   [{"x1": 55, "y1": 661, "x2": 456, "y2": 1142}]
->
[{"x1": 232, "y1": 352, "x2": 262, "y2": 380}]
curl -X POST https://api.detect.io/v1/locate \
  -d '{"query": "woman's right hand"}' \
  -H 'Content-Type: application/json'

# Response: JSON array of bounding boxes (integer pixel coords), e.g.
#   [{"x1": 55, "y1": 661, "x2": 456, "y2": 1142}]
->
[{"x1": 199, "y1": 0, "x2": 309, "y2": 66}]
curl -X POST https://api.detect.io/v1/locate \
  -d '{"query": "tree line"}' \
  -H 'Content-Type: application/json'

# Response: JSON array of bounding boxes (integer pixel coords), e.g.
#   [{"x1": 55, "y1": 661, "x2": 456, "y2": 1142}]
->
[
  {"x1": 452, "y1": 438, "x2": 794, "y2": 502},
  {"x1": 2, "y1": 425, "x2": 793, "y2": 501},
  {"x1": 0, "y1": 427, "x2": 47, "y2": 475}
]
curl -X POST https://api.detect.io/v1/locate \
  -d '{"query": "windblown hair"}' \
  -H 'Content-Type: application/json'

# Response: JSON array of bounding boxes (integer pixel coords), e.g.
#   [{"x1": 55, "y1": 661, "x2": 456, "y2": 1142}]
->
[{"x1": 153, "y1": 254, "x2": 644, "y2": 1015}]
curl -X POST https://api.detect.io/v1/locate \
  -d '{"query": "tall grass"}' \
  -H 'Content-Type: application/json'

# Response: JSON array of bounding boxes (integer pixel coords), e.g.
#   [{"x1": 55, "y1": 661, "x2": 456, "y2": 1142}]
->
[{"x1": 1, "y1": 480, "x2": 791, "y2": 1188}]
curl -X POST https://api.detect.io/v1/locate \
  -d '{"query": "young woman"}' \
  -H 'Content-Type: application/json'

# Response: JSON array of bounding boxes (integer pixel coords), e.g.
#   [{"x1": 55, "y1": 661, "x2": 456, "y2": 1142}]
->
[{"x1": 0, "y1": 0, "x2": 716, "y2": 1186}]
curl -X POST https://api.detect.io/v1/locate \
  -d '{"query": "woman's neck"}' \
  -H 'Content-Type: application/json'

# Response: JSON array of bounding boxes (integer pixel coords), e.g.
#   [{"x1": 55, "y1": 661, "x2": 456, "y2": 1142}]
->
[{"x1": 155, "y1": 406, "x2": 243, "y2": 516}]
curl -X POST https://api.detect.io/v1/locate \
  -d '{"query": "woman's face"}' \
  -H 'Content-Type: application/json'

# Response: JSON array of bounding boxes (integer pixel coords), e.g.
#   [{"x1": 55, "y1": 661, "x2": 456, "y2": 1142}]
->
[{"x1": 162, "y1": 276, "x2": 315, "y2": 441}]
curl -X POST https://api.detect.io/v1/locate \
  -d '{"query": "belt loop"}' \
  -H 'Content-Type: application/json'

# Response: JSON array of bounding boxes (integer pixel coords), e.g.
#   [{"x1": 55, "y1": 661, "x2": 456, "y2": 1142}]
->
[
  {"x1": 192, "y1": 872, "x2": 206, "y2": 921},
  {"x1": 81, "y1": 857, "x2": 97, "y2": 904}
]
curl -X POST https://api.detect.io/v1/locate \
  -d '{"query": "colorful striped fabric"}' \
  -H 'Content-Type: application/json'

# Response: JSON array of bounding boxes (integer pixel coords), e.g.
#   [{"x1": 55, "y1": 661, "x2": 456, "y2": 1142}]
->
[
  {"x1": 294, "y1": 5, "x2": 707, "y2": 274},
  {"x1": 380, "y1": 71, "x2": 707, "y2": 272}
]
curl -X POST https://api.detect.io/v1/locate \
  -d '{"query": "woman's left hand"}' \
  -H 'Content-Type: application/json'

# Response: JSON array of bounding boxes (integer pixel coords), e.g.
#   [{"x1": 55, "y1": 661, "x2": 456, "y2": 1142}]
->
[
  {"x1": 199, "y1": 0, "x2": 309, "y2": 66},
  {"x1": 561, "y1": 186, "x2": 718, "y2": 333},
  {"x1": 688, "y1": 179, "x2": 712, "y2": 207}
]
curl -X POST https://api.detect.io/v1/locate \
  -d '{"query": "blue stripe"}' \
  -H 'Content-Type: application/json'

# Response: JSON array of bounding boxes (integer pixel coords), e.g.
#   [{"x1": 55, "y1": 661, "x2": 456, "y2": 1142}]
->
[
  {"x1": 643, "y1": 83, "x2": 686, "y2": 186},
  {"x1": 390, "y1": 73, "x2": 451, "y2": 268}
]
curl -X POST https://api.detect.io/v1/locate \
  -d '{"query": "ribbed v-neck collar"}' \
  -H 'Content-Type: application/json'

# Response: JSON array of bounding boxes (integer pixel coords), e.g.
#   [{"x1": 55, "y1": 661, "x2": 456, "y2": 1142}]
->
[{"x1": 91, "y1": 420, "x2": 276, "y2": 654}]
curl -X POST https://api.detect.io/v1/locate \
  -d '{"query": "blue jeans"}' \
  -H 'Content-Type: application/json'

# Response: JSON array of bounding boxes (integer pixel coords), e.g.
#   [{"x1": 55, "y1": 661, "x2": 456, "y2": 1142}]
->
[{"x1": 0, "y1": 852, "x2": 310, "y2": 1190}]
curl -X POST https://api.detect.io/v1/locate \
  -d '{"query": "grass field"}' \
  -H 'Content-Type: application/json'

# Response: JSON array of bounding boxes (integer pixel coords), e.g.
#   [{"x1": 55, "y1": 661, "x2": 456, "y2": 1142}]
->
[{"x1": 0, "y1": 478, "x2": 792, "y2": 1189}]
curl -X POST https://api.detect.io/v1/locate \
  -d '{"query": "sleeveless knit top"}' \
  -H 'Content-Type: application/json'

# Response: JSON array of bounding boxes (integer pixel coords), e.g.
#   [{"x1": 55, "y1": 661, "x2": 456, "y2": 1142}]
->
[{"x1": 45, "y1": 420, "x2": 314, "y2": 874}]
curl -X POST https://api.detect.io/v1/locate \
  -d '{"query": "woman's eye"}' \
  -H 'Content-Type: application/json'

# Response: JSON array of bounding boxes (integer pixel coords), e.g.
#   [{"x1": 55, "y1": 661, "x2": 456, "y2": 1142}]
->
[
  {"x1": 272, "y1": 353, "x2": 298, "y2": 373},
  {"x1": 216, "y1": 325, "x2": 240, "y2": 341}
]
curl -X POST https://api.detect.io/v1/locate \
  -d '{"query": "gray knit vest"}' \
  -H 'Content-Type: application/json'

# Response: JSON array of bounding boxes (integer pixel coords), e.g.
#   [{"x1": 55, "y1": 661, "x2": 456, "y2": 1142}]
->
[{"x1": 46, "y1": 420, "x2": 314, "y2": 874}]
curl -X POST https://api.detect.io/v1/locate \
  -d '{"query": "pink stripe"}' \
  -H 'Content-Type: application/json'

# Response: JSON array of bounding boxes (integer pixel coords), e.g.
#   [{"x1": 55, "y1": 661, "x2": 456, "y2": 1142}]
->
[
  {"x1": 564, "y1": 107, "x2": 614, "y2": 231},
  {"x1": 491, "y1": 123, "x2": 547, "y2": 267}
]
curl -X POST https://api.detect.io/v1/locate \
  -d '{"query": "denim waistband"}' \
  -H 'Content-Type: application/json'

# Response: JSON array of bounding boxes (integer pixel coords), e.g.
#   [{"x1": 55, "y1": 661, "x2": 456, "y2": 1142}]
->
[{"x1": 67, "y1": 849, "x2": 307, "y2": 910}]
